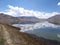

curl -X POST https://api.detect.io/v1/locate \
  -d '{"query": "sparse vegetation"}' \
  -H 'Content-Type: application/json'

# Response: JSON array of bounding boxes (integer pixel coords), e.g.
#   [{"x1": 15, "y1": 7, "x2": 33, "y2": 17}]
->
[
  {"x1": 0, "y1": 37, "x2": 4, "y2": 45},
  {"x1": 0, "y1": 31, "x2": 4, "y2": 45}
]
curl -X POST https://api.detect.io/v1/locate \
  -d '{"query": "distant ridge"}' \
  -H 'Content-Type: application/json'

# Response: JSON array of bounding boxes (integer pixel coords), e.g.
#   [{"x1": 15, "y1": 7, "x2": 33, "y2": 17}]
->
[
  {"x1": 17, "y1": 16, "x2": 46, "y2": 24},
  {"x1": 48, "y1": 14, "x2": 60, "y2": 25}
]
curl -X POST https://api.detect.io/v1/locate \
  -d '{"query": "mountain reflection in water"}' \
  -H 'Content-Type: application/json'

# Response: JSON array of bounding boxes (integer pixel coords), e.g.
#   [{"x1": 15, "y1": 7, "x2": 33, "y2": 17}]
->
[{"x1": 12, "y1": 21, "x2": 60, "y2": 42}]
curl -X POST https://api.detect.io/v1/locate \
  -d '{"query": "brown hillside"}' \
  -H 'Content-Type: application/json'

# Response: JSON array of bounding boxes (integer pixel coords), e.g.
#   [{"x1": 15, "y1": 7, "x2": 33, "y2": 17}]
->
[{"x1": 0, "y1": 13, "x2": 20, "y2": 25}]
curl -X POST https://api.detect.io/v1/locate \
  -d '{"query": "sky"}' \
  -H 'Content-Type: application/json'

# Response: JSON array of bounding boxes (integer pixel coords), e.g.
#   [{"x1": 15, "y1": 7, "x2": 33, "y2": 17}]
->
[{"x1": 0, "y1": 0, "x2": 60, "y2": 19}]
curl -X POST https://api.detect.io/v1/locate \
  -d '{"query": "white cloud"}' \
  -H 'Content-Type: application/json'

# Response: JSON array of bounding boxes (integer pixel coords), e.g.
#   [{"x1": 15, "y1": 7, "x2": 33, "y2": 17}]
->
[
  {"x1": 57, "y1": 2, "x2": 60, "y2": 6},
  {"x1": 0, "y1": 5, "x2": 60, "y2": 19}
]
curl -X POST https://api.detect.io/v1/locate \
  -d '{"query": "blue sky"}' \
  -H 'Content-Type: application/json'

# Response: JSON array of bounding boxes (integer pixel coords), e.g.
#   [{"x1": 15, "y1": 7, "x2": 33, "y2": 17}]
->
[
  {"x1": 0, "y1": 0, "x2": 60, "y2": 18},
  {"x1": 0, "y1": 0, "x2": 60, "y2": 12}
]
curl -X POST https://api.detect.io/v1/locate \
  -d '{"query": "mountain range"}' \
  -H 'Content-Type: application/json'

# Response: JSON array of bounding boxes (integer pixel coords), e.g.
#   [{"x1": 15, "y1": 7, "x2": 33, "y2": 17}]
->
[
  {"x1": 0, "y1": 13, "x2": 60, "y2": 25},
  {"x1": 0, "y1": 13, "x2": 46, "y2": 24},
  {"x1": 17, "y1": 16, "x2": 46, "y2": 24}
]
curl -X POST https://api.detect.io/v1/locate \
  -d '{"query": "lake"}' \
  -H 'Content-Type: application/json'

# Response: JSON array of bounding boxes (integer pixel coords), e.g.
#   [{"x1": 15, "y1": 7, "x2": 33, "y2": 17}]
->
[{"x1": 12, "y1": 21, "x2": 60, "y2": 42}]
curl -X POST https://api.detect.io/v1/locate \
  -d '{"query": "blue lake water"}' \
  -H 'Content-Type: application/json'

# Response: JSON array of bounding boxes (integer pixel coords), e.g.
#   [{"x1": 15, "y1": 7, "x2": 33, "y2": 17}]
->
[{"x1": 13, "y1": 21, "x2": 60, "y2": 42}]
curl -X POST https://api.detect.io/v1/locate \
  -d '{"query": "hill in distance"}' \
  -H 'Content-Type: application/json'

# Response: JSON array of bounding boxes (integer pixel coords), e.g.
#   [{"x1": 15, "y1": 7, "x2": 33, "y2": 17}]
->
[
  {"x1": 0, "y1": 13, "x2": 20, "y2": 25},
  {"x1": 48, "y1": 14, "x2": 60, "y2": 25}
]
